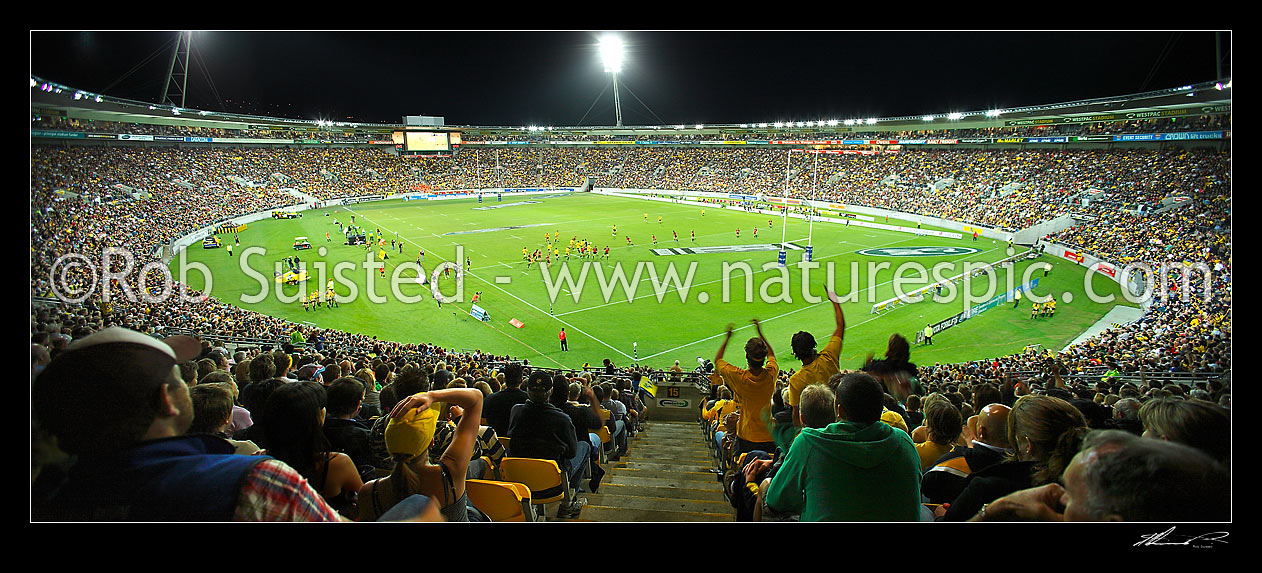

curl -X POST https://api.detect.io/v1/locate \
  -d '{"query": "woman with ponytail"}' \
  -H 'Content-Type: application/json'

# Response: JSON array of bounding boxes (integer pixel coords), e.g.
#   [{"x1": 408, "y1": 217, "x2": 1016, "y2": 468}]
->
[
  {"x1": 355, "y1": 387, "x2": 484, "y2": 522},
  {"x1": 941, "y1": 395, "x2": 1088, "y2": 521}
]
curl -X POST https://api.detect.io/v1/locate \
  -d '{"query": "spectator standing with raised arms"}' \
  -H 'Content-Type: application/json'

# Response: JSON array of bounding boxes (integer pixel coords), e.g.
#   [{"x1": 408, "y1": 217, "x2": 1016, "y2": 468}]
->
[
  {"x1": 715, "y1": 318, "x2": 778, "y2": 457},
  {"x1": 786, "y1": 288, "x2": 845, "y2": 426}
]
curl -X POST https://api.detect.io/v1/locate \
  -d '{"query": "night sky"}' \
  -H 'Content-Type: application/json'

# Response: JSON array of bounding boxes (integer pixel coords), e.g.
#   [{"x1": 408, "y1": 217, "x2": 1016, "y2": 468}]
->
[{"x1": 30, "y1": 31, "x2": 1231, "y2": 127}]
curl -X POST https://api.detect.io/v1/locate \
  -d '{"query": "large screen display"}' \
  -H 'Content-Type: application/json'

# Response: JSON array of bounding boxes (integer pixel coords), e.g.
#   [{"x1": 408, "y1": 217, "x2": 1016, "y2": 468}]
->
[{"x1": 405, "y1": 131, "x2": 449, "y2": 152}]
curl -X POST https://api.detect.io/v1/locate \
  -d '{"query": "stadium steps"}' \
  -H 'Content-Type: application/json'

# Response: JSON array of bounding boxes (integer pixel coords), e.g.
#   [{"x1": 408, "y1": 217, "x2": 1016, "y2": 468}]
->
[{"x1": 576, "y1": 420, "x2": 733, "y2": 522}]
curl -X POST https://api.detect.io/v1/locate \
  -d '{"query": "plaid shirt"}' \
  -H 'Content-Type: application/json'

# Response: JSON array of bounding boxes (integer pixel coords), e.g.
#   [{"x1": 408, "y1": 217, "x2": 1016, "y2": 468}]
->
[{"x1": 233, "y1": 459, "x2": 344, "y2": 521}]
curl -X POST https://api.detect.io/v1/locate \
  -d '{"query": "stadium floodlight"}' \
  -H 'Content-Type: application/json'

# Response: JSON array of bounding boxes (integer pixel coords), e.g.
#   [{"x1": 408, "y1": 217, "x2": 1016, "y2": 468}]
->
[
  {"x1": 600, "y1": 34, "x2": 625, "y2": 127},
  {"x1": 947, "y1": 112, "x2": 963, "y2": 120},
  {"x1": 844, "y1": 119, "x2": 855, "y2": 126},
  {"x1": 758, "y1": 122, "x2": 769, "y2": 128},
  {"x1": 740, "y1": 124, "x2": 748, "y2": 128},
  {"x1": 774, "y1": 122, "x2": 784, "y2": 128},
  {"x1": 74, "y1": 92, "x2": 83, "y2": 100},
  {"x1": 30, "y1": 78, "x2": 36, "y2": 88},
  {"x1": 149, "y1": 105, "x2": 156, "y2": 110},
  {"x1": 866, "y1": 118, "x2": 877, "y2": 125},
  {"x1": 922, "y1": 116, "x2": 934, "y2": 122},
  {"x1": 827, "y1": 119, "x2": 838, "y2": 127},
  {"x1": 695, "y1": 124, "x2": 704, "y2": 130},
  {"x1": 985, "y1": 109, "x2": 1003, "y2": 117},
  {"x1": 675, "y1": 124, "x2": 685, "y2": 129},
  {"x1": 95, "y1": 96, "x2": 103, "y2": 103},
  {"x1": 171, "y1": 108, "x2": 180, "y2": 116}
]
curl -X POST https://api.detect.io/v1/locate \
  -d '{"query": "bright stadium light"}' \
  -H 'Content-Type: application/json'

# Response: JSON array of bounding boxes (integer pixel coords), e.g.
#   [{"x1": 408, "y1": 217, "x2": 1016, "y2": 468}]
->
[
  {"x1": 30, "y1": 78, "x2": 36, "y2": 88},
  {"x1": 843, "y1": 119, "x2": 855, "y2": 126},
  {"x1": 600, "y1": 34, "x2": 625, "y2": 127},
  {"x1": 922, "y1": 116, "x2": 934, "y2": 122},
  {"x1": 759, "y1": 123, "x2": 768, "y2": 128},
  {"x1": 827, "y1": 119, "x2": 838, "y2": 126},
  {"x1": 947, "y1": 112, "x2": 963, "y2": 120},
  {"x1": 695, "y1": 124, "x2": 704, "y2": 129},
  {"x1": 95, "y1": 96, "x2": 103, "y2": 103},
  {"x1": 985, "y1": 109, "x2": 1003, "y2": 117},
  {"x1": 866, "y1": 118, "x2": 877, "y2": 125}
]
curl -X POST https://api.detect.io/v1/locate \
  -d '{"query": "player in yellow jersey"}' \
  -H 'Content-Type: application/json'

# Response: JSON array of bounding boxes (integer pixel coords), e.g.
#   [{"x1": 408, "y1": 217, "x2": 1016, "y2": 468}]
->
[{"x1": 1030, "y1": 302, "x2": 1040, "y2": 319}]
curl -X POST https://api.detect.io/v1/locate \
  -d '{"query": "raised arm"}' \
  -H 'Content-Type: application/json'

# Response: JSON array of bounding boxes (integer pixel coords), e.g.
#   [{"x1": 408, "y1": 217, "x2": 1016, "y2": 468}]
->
[
  {"x1": 391, "y1": 388, "x2": 484, "y2": 470},
  {"x1": 828, "y1": 288, "x2": 846, "y2": 340},
  {"x1": 751, "y1": 318, "x2": 773, "y2": 360},
  {"x1": 715, "y1": 323, "x2": 735, "y2": 363}
]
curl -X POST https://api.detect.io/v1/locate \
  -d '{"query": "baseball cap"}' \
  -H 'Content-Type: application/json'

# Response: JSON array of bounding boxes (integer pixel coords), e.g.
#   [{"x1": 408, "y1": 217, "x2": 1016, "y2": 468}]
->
[
  {"x1": 526, "y1": 371, "x2": 553, "y2": 399},
  {"x1": 33, "y1": 327, "x2": 201, "y2": 455}
]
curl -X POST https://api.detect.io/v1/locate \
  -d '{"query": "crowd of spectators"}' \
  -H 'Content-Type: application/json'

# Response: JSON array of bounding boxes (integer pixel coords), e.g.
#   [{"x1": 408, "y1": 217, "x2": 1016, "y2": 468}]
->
[
  {"x1": 702, "y1": 305, "x2": 1230, "y2": 522},
  {"x1": 35, "y1": 112, "x2": 1227, "y2": 146},
  {"x1": 32, "y1": 115, "x2": 384, "y2": 142},
  {"x1": 30, "y1": 138, "x2": 1230, "y2": 521}
]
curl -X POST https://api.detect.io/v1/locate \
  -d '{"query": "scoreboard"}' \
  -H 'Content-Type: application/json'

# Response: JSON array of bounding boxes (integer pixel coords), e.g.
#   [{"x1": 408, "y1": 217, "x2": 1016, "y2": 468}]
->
[{"x1": 394, "y1": 130, "x2": 459, "y2": 153}]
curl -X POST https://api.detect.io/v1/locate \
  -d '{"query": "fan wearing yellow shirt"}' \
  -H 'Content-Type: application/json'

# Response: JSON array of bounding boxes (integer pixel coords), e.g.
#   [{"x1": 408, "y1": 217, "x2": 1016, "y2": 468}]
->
[
  {"x1": 787, "y1": 288, "x2": 846, "y2": 427},
  {"x1": 714, "y1": 318, "x2": 778, "y2": 457}
]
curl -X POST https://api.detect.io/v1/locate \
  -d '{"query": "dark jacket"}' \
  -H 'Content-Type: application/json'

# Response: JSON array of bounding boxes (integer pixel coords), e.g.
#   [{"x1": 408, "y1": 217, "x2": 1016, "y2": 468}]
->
[
  {"x1": 483, "y1": 388, "x2": 529, "y2": 436},
  {"x1": 941, "y1": 460, "x2": 1036, "y2": 521},
  {"x1": 562, "y1": 403, "x2": 605, "y2": 444},
  {"x1": 322, "y1": 416, "x2": 373, "y2": 470},
  {"x1": 921, "y1": 443, "x2": 1010, "y2": 505},
  {"x1": 36, "y1": 435, "x2": 266, "y2": 521},
  {"x1": 507, "y1": 400, "x2": 578, "y2": 471}
]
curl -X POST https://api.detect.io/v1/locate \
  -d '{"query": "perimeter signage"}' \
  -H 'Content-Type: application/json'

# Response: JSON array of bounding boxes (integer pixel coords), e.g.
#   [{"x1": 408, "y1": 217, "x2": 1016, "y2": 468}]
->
[{"x1": 856, "y1": 246, "x2": 982, "y2": 257}]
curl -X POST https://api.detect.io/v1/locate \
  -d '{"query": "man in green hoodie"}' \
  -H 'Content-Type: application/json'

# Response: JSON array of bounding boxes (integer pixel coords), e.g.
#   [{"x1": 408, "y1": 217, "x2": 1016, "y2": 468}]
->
[{"x1": 762, "y1": 372, "x2": 923, "y2": 521}]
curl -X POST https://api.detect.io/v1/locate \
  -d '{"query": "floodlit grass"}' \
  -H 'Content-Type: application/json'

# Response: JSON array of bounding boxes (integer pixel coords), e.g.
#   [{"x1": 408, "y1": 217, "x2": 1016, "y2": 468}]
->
[{"x1": 174, "y1": 193, "x2": 1135, "y2": 370}]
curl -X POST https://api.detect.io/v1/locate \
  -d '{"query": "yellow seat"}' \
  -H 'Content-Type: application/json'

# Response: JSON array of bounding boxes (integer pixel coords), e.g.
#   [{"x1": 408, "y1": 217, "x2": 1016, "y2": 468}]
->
[
  {"x1": 596, "y1": 409, "x2": 613, "y2": 463},
  {"x1": 498, "y1": 457, "x2": 572, "y2": 519},
  {"x1": 497, "y1": 436, "x2": 511, "y2": 451},
  {"x1": 466, "y1": 479, "x2": 537, "y2": 522},
  {"x1": 597, "y1": 409, "x2": 612, "y2": 444}
]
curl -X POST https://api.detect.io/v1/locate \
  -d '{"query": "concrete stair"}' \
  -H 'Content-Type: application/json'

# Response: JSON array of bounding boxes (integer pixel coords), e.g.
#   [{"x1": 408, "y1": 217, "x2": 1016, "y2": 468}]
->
[{"x1": 575, "y1": 419, "x2": 732, "y2": 522}]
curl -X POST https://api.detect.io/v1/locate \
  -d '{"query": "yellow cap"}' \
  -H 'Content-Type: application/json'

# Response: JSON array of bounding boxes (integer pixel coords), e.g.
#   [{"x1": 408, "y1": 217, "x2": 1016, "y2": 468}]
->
[{"x1": 385, "y1": 406, "x2": 439, "y2": 459}]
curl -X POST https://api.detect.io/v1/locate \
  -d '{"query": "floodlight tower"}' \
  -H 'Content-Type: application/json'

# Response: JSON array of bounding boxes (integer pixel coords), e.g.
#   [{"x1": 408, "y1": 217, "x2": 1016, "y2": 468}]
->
[
  {"x1": 600, "y1": 35, "x2": 625, "y2": 127},
  {"x1": 161, "y1": 31, "x2": 193, "y2": 108}
]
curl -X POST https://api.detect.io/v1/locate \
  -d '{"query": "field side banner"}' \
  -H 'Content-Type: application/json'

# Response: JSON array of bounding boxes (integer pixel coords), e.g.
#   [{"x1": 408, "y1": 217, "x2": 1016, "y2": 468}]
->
[
  {"x1": 965, "y1": 278, "x2": 1040, "y2": 319},
  {"x1": 31, "y1": 130, "x2": 86, "y2": 139},
  {"x1": 1036, "y1": 240, "x2": 1139, "y2": 298},
  {"x1": 342, "y1": 195, "x2": 386, "y2": 204},
  {"x1": 916, "y1": 311, "x2": 966, "y2": 344}
]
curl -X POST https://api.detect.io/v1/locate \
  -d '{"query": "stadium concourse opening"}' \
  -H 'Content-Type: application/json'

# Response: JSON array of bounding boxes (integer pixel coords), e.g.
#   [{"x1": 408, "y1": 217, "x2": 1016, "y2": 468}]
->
[{"x1": 31, "y1": 87, "x2": 1230, "y2": 523}]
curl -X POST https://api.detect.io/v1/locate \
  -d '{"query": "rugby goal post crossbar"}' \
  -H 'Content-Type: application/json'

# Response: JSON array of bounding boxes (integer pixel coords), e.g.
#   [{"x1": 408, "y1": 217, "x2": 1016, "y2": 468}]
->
[{"x1": 869, "y1": 250, "x2": 1028, "y2": 314}]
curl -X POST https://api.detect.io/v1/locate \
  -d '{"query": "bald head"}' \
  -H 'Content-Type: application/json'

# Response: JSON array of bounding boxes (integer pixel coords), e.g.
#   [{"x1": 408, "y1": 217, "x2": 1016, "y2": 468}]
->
[{"x1": 975, "y1": 403, "x2": 1012, "y2": 449}]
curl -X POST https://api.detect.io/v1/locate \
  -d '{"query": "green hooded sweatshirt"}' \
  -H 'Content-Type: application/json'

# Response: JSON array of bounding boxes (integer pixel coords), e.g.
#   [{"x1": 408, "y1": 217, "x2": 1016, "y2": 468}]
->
[{"x1": 764, "y1": 420, "x2": 922, "y2": 521}]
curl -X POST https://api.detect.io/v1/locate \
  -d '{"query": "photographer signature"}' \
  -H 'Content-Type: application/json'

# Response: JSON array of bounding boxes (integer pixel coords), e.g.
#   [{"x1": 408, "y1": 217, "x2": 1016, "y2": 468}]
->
[{"x1": 1134, "y1": 526, "x2": 1228, "y2": 548}]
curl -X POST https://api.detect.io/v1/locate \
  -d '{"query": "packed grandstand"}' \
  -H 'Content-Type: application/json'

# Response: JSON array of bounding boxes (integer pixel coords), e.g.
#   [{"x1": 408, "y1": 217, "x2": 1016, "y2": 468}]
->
[{"x1": 30, "y1": 74, "x2": 1230, "y2": 524}]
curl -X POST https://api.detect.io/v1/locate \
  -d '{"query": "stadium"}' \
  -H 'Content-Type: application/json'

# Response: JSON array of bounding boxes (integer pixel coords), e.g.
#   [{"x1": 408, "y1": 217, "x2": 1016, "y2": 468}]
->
[{"x1": 31, "y1": 31, "x2": 1230, "y2": 526}]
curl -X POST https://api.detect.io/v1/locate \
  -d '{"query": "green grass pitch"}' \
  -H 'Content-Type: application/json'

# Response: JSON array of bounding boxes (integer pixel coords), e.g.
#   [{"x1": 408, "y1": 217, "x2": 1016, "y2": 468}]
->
[{"x1": 173, "y1": 192, "x2": 1136, "y2": 370}]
